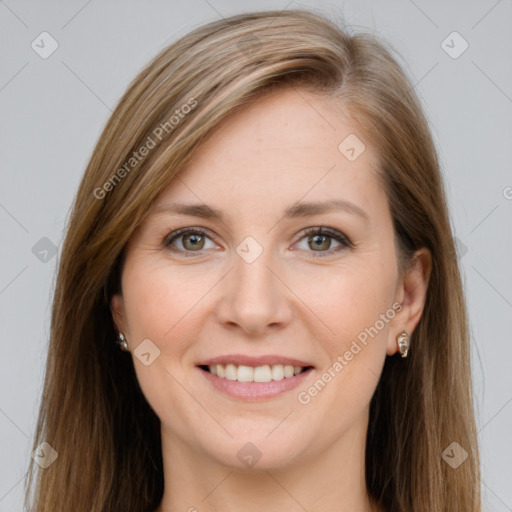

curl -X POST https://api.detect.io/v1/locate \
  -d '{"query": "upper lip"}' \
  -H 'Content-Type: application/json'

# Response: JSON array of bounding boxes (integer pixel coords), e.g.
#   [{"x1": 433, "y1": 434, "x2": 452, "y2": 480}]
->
[{"x1": 197, "y1": 354, "x2": 314, "y2": 368}]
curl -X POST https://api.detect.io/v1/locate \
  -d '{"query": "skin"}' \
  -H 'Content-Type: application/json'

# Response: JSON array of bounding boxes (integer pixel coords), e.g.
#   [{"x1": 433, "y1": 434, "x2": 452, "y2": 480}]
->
[{"x1": 111, "y1": 87, "x2": 431, "y2": 512}]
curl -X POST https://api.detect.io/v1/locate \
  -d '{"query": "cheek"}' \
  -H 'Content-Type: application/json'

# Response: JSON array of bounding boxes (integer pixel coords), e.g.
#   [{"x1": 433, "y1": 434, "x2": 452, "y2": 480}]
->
[
  {"x1": 308, "y1": 258, "x2": 396, "y2": 411},
  {"x1": 290, "y1": 258, "x2": 395, "y2": 350},
  {"x1": 119, "y1": 260, "x2": 214, "y2": 435},
  {"x1": 290, "y1": 258, "x2": 394, "y2": 416},
  {"x1": 122, "y1": 258, "x2": 212, "y2": 342},
  {"x1": 294, "y1": 269, "x2": 392, "y2": 440}
]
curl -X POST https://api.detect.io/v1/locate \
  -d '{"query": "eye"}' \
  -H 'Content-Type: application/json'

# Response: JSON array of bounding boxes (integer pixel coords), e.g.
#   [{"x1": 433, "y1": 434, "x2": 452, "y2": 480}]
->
[
  {"x1": 163, "y1": 226, "x2": 353, "y2": 258},
  {"x1": 293, "y1": 227, "x2": 353, "y2": 257},
  {"x1": 163, "y1": 227, "x2": 218, "y2": 255}
]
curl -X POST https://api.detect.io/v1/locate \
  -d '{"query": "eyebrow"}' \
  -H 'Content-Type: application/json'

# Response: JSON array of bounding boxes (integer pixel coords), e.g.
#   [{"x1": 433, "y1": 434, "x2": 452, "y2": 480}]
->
[{"x1": 152, "y1": 199, "x2": 370, "y2": 224}]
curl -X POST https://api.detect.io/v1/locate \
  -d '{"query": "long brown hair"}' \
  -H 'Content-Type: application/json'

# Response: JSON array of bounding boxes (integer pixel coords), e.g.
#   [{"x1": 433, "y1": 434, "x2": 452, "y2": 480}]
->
[{"x1": 24, "y1": 9, "x2": 481, "y2": 511}]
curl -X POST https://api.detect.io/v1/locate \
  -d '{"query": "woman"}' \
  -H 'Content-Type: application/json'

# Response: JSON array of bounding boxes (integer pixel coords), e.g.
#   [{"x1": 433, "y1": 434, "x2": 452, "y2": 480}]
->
[{"x1": 24, "y1": 9, "x2": 481, "y2": 512}]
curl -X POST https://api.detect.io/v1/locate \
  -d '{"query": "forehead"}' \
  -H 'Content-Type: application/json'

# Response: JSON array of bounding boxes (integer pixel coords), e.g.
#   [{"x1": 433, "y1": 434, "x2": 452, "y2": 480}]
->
[{"x1": 152, "y1": 87, "x2": 385, "y2": 221}]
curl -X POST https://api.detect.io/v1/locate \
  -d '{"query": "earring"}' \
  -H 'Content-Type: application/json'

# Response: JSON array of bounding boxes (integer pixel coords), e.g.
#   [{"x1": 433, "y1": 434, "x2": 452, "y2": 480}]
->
[
  {"x1": 117, "y1": 332, "x2": 129, "y2": 351},
  {"x1": 396, "y1": 331, "x2": 410, "y2": 358}
]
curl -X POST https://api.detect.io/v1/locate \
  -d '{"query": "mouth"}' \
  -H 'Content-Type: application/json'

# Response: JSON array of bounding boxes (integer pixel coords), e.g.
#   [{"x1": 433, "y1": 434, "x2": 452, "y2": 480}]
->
[
  {"x1": 195, "y1": 355, "x2": 315, "y2": 401},
  {"x1": 198, "y1": 363, "x2": 314, "y2": 383}
]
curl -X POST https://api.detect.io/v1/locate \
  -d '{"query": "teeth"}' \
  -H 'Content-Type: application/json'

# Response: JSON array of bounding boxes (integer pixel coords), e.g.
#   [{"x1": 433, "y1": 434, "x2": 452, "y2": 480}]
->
[
  {"x1": 271, "y1": 364, "x2": 284, "y2": 381},
  {"x1": 225, "y1": 364, "x2": 237, "y2": 381},
  {"x1": 253, "y1": 365, "x2": 271, "y2": 383},
  {"x1": 237, "y1": 365, "x2": 254, "y2": 382},
  {"x1": 283, "y1": 365, "x2": 294, "y2": 378},
  {"x1": 207, "y1": 363, "x2": 307, "y2": 382}
]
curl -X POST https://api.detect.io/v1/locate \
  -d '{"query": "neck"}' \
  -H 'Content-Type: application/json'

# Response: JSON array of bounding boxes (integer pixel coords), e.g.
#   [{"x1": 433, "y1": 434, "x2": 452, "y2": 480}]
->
[{"x1": 155, "y1": 409, "x2": 381, "y2": 512}]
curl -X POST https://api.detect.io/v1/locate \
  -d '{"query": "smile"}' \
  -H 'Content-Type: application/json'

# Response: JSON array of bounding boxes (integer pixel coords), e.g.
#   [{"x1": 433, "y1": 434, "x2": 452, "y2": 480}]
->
[
  {"x1": 200, "y1": 363, "x2": 312, "y2": 382},
  {"x1": 196, "y1": 356, "x2": 315, "y2": 401}
]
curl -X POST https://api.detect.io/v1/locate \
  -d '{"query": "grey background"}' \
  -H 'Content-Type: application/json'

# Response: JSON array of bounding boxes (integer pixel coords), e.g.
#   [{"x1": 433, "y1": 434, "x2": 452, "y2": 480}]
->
[{"x1": 0, "y1": 0, "x2": 511, "y2": 510}]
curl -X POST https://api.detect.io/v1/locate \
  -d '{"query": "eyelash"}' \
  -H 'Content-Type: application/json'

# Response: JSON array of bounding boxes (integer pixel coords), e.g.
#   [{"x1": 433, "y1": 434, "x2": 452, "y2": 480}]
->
[{"x1": 163, "y1": 226, "x2": 353, "y2": 258}]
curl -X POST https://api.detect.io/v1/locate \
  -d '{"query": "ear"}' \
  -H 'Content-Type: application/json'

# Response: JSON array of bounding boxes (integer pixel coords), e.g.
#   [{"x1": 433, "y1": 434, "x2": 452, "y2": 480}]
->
[
  {"x1": 110, "y1": 293, "x2": 129, "y2": 337},
  {"x1": 386, "y1": 247, "x2": 432, "y2": 356}
]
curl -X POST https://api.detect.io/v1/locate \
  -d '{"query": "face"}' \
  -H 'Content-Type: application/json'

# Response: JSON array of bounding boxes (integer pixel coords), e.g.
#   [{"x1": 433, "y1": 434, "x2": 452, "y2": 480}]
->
[{"x1": 111, "y1": 87, "x2": 412, "y2": 470}]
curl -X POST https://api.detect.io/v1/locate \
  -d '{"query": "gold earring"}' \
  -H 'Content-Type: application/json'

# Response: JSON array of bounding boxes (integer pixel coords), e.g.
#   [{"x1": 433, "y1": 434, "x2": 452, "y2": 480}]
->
[{"x1": 397, "y1": 331, "x2": 410, "y2": 358}]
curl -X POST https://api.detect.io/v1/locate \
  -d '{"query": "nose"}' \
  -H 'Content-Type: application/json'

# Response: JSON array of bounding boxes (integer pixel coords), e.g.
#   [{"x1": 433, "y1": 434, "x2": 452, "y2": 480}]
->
[{"x1": 214, "y1": 244, "x2": 293, "y2": 336}]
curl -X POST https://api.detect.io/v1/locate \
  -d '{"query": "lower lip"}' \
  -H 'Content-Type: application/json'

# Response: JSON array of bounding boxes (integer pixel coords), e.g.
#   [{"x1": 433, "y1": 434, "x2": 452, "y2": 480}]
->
[{"x1": 198, "y1": 367, "x2": 314, "y2": 401}]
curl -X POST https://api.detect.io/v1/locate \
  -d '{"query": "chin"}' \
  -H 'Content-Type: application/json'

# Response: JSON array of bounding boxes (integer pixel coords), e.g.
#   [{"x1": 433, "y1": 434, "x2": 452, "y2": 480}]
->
[{"x1": 199, "y1": 430, "x2": 308, "y2": 472}]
